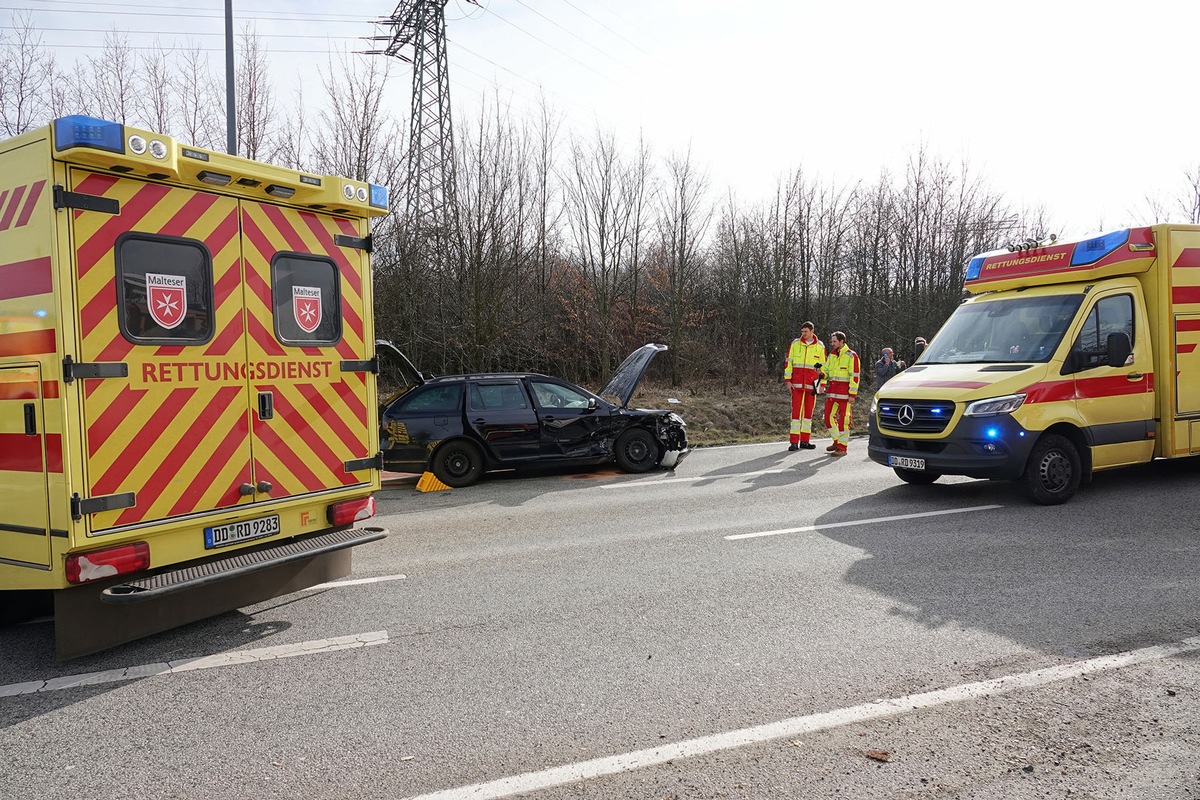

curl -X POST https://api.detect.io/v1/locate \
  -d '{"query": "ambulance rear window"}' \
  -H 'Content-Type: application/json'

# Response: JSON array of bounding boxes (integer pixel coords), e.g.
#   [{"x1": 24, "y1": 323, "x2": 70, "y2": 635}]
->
[
  {"x1": 115, "y1": 234, "x2": 215, "y2": 345},
  {"x1": 271, "y1": 253, "x2": 342, "y2": 346}
]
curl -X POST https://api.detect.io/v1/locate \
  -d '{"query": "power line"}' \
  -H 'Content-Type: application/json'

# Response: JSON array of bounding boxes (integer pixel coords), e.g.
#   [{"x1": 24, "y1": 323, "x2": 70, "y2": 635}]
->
[
  {"x1": 6, "y1": 5, "x2": 373, "y2": 25},
  {"x1": 508, "y1": 0, "x2": 639, "y2": 77},
  {"x1": 0, "y1": 24, "x2": 377, "y2": 41},
  {"x1": 22, "y1": 0, "x2": 368, "y2": 22},
  {"x1": 559, "y1": 0, "x2": 668, "y2": 66}
]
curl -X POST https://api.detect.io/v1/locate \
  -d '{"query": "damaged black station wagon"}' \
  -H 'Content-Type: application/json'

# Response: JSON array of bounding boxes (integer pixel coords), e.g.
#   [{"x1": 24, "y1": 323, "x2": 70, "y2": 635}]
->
[{"x1": 377, "y1": 343, "x2": 689, "y2": 487}]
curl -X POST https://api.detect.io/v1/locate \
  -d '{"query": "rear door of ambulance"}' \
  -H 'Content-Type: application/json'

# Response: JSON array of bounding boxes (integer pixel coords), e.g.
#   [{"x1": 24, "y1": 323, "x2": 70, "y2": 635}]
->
[
  {"x1": 68, "y1": 169, "x2": 256, "y2": 532},
  {"x1": 68, "y1": 170, "x2": 375, "y2": 536},
  {"x1": 238, "y1": 200, "x2": 375, "y2": 512}
]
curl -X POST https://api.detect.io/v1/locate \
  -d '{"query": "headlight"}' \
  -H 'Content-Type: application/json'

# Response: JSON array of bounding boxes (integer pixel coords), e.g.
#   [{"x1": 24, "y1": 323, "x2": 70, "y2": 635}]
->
[
  {"x1": 869, "y1": 395, "x2": 878, "y2": 415},
  {"x1": 963, "y1": 393, "x2": 1026, "y2": 417},
  {"x1": 666, "y1": 412, "x2": 685, "y2": 425}
]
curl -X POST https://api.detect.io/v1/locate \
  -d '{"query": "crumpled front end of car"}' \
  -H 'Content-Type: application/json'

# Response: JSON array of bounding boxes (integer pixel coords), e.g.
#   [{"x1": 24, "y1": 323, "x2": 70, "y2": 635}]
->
[{"x1": 656, "y1": 411, "x2": 689, "y2": 468}]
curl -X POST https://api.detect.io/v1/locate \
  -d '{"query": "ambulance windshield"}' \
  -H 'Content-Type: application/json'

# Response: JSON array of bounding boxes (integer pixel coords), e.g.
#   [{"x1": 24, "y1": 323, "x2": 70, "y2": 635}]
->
[{"x1": 920, "y1": 294, "x2": 1084, "y2": 364}]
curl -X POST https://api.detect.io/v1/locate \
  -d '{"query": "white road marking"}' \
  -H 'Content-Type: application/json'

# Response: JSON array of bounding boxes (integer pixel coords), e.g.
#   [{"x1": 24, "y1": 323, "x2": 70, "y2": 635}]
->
[
  {"x1": 398, "y1": 634, "x2": 1200, "y2": 800},
  {"x1": 725, "y1": 504, "x2": 1003, "y2": 540},
  {"x1": 601, "y1": 467, "x2": 792, "y2": 489},
  {"x1": 303, "y1": 574, "x2": 408, "y2": 591},
  {"x1": 0, "y1": 631, "x2": 388, "y2": 698}
]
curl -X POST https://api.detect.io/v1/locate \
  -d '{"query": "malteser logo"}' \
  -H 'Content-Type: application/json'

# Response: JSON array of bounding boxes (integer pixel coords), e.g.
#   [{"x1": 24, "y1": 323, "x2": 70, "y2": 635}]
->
[
  {"x1": 293, "y1": 285, "x2": 322, "y2": 334},
  {"x1": 146, "y1": 273, "x2": 187, "y2": 329}
]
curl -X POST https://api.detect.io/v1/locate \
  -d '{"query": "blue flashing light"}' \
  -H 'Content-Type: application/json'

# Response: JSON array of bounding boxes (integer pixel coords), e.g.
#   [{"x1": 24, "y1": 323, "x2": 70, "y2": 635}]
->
[
  {"x1": 965, "y1": 256, "x2": 985, "y2": 281},
  {"x1": 1070, "y1": 229, "x2": 1129, "y2": 267},
  {"x1": 369, "y1": 183, "x2": 389, "y2": 210},
  {"x1": 986, "y1": 427, "x2": 999, "y2": 439},
  {"x1": 53, "y1": 116, "x2": 125, "y2": 154},
  {"x1": 35, "y1": 309, "x2": 48, "y2": 318},
  {"x1": 931, "y1": 408, "x2": 943, "y2": 415}
]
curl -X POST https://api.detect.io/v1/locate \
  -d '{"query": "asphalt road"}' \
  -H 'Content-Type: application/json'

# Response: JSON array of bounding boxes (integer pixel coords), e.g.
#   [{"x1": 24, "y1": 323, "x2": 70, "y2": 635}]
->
[{"x1": 2, "y1": 438, "x2": 1199, "y2": 799}]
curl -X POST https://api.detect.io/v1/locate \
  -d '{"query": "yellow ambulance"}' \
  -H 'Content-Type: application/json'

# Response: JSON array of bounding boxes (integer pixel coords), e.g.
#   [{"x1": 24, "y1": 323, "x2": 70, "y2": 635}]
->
[
  {"x1": 868, "y1": 224, "x2": 1200, "y2": 504},
  {"x1": 0, "y1": 116, "x2": 388, "y2": 657}
]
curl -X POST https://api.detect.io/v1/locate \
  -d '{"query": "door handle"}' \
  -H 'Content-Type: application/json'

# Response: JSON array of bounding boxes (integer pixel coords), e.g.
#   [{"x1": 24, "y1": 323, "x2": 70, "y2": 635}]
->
[
  {"x1": 1126, "y1": 372, "x2": 1144, "y2": 381},
  {"x1": 23, "y1": 403, "x2": 36, "y2": 435},
  {"x1": 473, "y1": 418, "x2": 486, "y2": 425},
  {"x1": 258, "y1": 391, "x2": 274, "y2": 419}
]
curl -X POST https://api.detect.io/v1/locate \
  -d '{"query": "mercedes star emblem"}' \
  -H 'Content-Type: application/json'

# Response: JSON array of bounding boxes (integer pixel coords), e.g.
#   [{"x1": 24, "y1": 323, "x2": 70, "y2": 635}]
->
[{"x1": 897, "y1": 405, "x2": 916, "y2": 426}]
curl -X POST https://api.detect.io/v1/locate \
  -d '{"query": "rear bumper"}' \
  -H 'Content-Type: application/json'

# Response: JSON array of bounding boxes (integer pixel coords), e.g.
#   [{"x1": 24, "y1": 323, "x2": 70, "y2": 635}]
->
[
  {"x1": 101, "y1": 525, "x2": 387, "y2": 603},
  {"x1": 867, "y1": 413, "x2": 1035, "y2": 480}
]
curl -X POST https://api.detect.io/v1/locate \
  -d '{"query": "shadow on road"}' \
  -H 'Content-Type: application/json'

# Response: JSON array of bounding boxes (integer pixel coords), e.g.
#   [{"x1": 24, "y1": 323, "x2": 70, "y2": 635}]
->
[{"x1": 812, "y1": 457, "x2": 1200, "y2": 659}]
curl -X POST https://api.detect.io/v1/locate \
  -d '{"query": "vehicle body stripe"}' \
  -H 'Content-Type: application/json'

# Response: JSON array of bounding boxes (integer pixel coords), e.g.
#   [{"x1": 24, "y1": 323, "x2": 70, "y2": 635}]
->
[
  {"x1": 1179, "y1": 343, "x2": 1197, "y2": 354},
  {"x1": 0, "y1": 433, "x2": 62, "y2": 472},
  {"x1": 90, "y1": 386, "x2": 198, "y2": 496},
  {"x1": 0, "y1": 256, "x2": 53, "y2": 301},
  {"x1": 14, "y1": 180, "x2": 45, "y2": 228},
  {"x1": 0, "y1": 183, "x2": 27, "y2": 229},
  {"x1": 1023, "y1": 373, "x2": 1153, "y2": 404},
  {"x1": 167, "y1": 413, "x2": 252, "y2": 516},
  {"x1": 1172, "y1": 248, "x2": 1200, "y2": 268},
  {"x1": 1172, "y1": 286, "x2": 1200, "y2": 305},
  {"x1": 0, "y1": 329, "x2": 55, "y2": 357},
  {"x1": 75, "y1": 182, "x2": 172, "y2": 278}
]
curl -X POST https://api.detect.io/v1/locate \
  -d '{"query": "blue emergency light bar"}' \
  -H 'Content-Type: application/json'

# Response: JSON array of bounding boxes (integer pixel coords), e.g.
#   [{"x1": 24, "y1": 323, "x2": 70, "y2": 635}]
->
[
  {"x1": 1070, "y1": 228, "x2": 1129, "y2": 267},
  {"x1": 369, "y1": 183, "x2": 389, "y2": 210},
  {"x1": 54, "y1": 115, "x2": 125, "y2": 154},
  {"x1": 965, "y1": 256, "x2": 985, "y2": 282}
]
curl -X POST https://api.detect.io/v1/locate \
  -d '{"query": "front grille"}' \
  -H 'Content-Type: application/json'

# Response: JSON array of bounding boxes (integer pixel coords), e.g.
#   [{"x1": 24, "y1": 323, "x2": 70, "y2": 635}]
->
[{"x1": 877, "y1": 398, "x2": 955, "y2": 433}]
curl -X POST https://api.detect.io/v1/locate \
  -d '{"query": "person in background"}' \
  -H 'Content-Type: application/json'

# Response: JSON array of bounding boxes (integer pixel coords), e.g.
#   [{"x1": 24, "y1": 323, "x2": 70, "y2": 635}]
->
[
  {"x1": 875, "y1": 347, "x2": 904, "y2": 387},
  {"x1": 912, "y1": 336, "x2": 928, "y2": 363},
  {"x1": 820, "y1": 331, "x2": 860, "y2": 456},
  {"x1": 783, "y1": 321, "x2": 824, "y2": 451}
]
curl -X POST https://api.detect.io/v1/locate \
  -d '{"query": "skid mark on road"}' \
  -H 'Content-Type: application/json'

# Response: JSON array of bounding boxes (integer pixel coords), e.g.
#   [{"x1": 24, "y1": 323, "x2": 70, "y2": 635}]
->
[
  {"x1": 0, "y1": 631, "x2": 388, "y2": 698},
  {"x1": 725, "y1": 504, "x2": 1003, "y2": 540},
  {"x1": 399, "y1": 634, "x2": 1200, "y2": 800}
]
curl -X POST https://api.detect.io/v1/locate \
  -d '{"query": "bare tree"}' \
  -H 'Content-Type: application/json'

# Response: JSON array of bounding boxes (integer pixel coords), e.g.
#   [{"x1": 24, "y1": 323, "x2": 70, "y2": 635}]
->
[
  {"x1": 0, "y1": 11, "x2": 57, "y2": 135},
  {"x1": 235, "y1": 25, "x2": 275, "y2": 161},
  {"x1": 173, "y1": 44, "x2": 223, "y2": 149},
  {"x1": 87, "y1": 28, "x2": 137, "y2": 124},
  {"x1": 133, "y1": 40, "x2": 175, "y2": 134}
]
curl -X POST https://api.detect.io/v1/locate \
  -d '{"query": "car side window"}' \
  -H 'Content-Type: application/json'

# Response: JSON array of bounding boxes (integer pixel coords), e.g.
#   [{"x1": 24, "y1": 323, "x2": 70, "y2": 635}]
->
[
  {"x1": 470, "y1": 381, "x2": 528, "y2": 410},
  {"x1": 531, "y1": 380, "x2": 591, "y2": 409},
  {"x1": 397, "y1": 384, "x2": 462, "y2": 412},
  {"x1": 1072, "y1": 294, "x2": 1134, "y2": 370}
]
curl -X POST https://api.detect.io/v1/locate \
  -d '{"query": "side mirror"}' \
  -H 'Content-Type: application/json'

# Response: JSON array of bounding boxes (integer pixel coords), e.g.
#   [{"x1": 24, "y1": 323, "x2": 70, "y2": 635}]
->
[
  {"x1": 586, "y1": 397, "x2": 598, "y2": 413},
  {"x1": 1106, "y1": 332, "x2": 1132, "y2": 368}
]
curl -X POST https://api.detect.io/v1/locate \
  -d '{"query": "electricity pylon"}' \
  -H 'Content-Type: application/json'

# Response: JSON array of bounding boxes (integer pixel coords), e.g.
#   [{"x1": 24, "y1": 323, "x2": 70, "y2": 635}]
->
[{"x1": 368, "y1": 0, "x2": 476, "y2": 232}]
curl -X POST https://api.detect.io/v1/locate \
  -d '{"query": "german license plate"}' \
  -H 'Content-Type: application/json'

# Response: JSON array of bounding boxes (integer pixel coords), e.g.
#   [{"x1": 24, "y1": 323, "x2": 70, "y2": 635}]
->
[
  {"x1": 888, "y1": 455, "x2": 926, "y2": 470},
  {"x1": 204, "y1": 514, "x2": 280, "y2": 549}
]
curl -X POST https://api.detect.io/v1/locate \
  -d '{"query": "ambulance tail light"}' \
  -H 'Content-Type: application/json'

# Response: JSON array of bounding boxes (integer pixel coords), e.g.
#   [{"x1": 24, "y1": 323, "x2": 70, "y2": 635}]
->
[
  {"x1": 54, "y1": 116, "x2": 125, "y2": 154},
  {"x1": 65, "y1": 542, "x2": 151, "y2": 585},
  {"x1": 329, "y1": 496, "x2": 376, "y2": 526}
]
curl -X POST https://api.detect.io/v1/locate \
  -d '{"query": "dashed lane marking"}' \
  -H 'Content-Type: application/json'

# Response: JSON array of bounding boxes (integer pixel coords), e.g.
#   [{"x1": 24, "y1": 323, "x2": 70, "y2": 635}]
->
[
  {"x1": 0, "y1": 631, "x2": 388, "y2": 698},
  {"x1": 303, "y1": 574, "x2": 408, "y2": 591},
  {"x1": 725, "y1": 504, "x2": 1003, "y2": 540},
  {"x1": 398, "y1": 633, "x2": 1200, "y2": 800}
]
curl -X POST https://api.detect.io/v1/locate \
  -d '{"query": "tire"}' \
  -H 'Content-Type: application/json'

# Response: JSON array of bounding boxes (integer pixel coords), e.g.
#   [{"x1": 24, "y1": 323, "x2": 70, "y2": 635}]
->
[
  {"x1": 614, "y1": 428, "x2": 661, "y2": 473},
  {"x1": 431, "y1": 440, "x2": 483, "y2": 488},
  {"x1": 893, "y1": 467, "x2": 941, "y2": 485},
  {"x1": 1022, "y1": 433, "x2": 1081, "y2": 505}
]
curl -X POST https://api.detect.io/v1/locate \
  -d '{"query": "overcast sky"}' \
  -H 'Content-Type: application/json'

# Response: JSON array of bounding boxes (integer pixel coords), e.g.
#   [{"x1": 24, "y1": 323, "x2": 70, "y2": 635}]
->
[{"x1": 9, "y1": 0, "x2": 1200, "y2": 238}]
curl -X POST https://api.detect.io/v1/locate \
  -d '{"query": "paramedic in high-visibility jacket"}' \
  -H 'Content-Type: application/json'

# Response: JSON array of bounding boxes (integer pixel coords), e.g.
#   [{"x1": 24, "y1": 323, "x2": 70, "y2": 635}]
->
[
  {"x1": 819, "y1": 331, "x2": 860, "y2": 456},
  {"x1": 783, "y1": 321, "x2": 825, "y2": 451}
]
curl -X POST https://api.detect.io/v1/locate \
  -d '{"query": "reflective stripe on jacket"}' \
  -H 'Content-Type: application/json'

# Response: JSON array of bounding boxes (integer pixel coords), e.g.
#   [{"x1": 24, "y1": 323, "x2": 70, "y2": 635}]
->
[
  {"x1": 784, "y1": 336, "x2": 825, "y2": 391},
  {"x1": 820, "y1": 346, "x2": 860, "y2": 400}
]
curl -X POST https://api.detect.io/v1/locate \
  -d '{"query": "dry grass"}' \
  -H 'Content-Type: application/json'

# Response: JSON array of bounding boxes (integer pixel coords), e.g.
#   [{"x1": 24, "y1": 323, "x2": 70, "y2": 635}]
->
[{"x1": 633, "y1": 380, "x2": 877, "y2": 447}]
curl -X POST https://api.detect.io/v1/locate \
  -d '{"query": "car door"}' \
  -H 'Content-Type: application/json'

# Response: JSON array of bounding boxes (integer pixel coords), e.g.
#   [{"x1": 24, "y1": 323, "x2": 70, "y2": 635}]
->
[
  {"x1": 467, "y1": 379, "x2": 540, "y2": 462},
  {"x1": 381, "y1": 382, "x2": 464, "y2": 472},
  {"x1": 1066, "y1": 288, "x2": 1155, "y2": 469},
  {"x1": 529, "y1": 378, "x2": 610, "y2": 459}
]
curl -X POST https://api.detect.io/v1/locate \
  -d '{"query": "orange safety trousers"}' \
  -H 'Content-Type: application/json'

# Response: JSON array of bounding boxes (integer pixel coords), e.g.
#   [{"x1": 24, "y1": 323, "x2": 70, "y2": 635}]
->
[{"x1": 789, "y1": 387, "x2": 817, "y2": 444}]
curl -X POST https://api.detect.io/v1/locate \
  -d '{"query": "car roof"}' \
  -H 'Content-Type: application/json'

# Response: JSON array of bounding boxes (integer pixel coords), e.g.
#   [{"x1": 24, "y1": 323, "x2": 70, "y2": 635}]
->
[{"x1": 421, "y1": 372, "x2": 558, "y2": 383}]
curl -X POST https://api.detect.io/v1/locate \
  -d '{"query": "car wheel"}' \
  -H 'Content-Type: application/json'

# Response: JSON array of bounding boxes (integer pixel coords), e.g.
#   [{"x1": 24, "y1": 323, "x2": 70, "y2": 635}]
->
[
  {"x1": 893, "y1": 467, "x2": 940, "y2": 485},
  {"x1": 614, "y1": 428, "x2": 661, "y2": 473},
  {"x1": 431, "y1": 440, "x2": 483, "y2": 488},
  {"x1": 1022, "y1": 433, "x2": 1080, "y2": 505}
]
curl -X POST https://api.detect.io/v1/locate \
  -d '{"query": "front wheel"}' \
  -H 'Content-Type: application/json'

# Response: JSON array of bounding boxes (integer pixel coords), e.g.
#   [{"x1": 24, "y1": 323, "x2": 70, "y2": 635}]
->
[
  {"x1": 614, "y1": 428, "x2": 661, "y2": 473},
  {"x1": 1022, "y1": 434, "x2": 1081, "y2": 505},
  {"x1": 893, "y1": 467, "x2": 941, "y2": 485},
  {"x1": 431, "y1": 440, "x2": 483, "y2": 488}
]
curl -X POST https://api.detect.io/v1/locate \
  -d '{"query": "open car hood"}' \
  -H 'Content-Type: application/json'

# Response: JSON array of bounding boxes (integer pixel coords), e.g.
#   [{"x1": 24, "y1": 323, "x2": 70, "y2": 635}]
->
[{"x1": 598, "y1": 343, "x2": 667, "y2": 408}]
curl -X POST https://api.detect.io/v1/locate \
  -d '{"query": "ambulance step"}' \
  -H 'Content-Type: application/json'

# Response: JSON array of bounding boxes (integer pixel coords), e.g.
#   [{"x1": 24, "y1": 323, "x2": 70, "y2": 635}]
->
[{"x1": 99, "y1": 526, "x2": 386, "y2": 603}]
